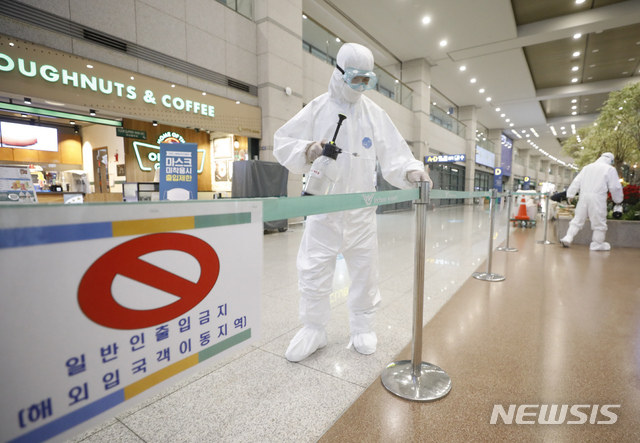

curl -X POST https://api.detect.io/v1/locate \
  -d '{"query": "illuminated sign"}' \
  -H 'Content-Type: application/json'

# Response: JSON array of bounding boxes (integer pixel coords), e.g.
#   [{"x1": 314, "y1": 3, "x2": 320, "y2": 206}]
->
[
  {"x1": 0, "y1": 51, "x2": 215, "y2": 119},
  {"x1": 475, "y1": 146, "x2": 495, "y2": 168},
  {"x1": 157, "y1": 132, "x2": 186, "y2": 144},
  {"x1": 493, "y1": 167, "x2": 503, "y2": 191},
  {"x1": 500, "y1": 133, "x2": 513, "y2": 177},
  {"x1": 133, "y1": 141, "x2": 205, "y2": 173},
  {"x1": 425, "y1": 154, "x2": 466, "y2": 163}
]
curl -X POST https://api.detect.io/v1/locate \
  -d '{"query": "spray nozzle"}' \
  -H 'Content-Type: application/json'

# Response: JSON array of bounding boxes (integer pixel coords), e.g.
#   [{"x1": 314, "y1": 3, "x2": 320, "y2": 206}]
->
[
  {"x1": 320, "y1": 114, "x2": 348, "y2": 160},
  {"x1": 331, "y1": 113, "x2": 347, "y2": 144}
]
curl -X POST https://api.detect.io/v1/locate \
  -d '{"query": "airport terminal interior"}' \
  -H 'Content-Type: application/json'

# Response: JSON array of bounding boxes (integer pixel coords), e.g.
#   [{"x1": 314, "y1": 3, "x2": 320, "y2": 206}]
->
[{"x1": 1, "y1": 0, "x2": 640, "y2": 442}]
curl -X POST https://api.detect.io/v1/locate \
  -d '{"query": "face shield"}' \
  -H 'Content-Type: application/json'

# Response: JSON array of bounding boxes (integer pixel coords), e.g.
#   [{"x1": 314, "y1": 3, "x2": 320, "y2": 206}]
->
[{"x1": 337, "y1": 64, "x2": 377, "y2": 91}]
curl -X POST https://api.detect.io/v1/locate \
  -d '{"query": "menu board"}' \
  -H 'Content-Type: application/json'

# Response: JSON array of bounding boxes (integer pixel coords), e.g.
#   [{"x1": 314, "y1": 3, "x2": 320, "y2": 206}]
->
[{"x1": 0, "y1": 165, "x2": 38, "y2": 204}]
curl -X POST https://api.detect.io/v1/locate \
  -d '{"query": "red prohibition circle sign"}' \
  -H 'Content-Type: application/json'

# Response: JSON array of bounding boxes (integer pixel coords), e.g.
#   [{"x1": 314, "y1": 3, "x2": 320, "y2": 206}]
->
[{"x1": 78, "y1": 232, "x2": 220, "y2": 330}]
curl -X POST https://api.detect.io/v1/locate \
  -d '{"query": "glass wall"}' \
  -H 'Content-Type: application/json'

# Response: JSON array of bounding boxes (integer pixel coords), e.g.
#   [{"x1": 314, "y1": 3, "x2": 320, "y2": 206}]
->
[
  {"x1": 431, "y1": 87, "x2": 458, "y2": 120},
  {"x1": 302, "y1": 15, "x2": 413, "y2": 109},
  {"x1": 430, "y1": 105, "x2": 467, "y2": 138},
  {"x1": 474, "y1": 170, "x2": 493, "y2": 191},
  {"x1": 428, "y1": 87, "x2": 466, "y2": 138},
  {"x1": 215, "y1": 0, "x2": 252, "y2": 19},
  {"x1": 430, "y1": 164, "x2": 465, "y2": 206},
  {"x1": 475, "y1": 122, "x2": 495, "y2": 153}
]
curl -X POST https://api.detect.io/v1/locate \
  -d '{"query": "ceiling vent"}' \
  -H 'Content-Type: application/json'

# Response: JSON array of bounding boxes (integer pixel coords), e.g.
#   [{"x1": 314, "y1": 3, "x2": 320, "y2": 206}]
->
[{"x1": 82, "y1": 29, "x2": 127, "y2": 53}]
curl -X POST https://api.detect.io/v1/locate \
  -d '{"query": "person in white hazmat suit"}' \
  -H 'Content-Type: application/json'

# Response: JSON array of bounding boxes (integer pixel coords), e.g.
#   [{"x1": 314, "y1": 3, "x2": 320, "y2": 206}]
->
[
  {"x1": 273, "y1": 43, "x2": 431, "y2": 362},
  {"x1": 560, "y1": 152, "x2": 623, "y2": 251}
]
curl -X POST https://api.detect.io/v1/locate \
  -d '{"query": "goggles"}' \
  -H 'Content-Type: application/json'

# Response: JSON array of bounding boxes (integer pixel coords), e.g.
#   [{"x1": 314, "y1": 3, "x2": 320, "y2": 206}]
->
[{"x1": 337, "y1": 64, "x2": 377, "y2": 91}]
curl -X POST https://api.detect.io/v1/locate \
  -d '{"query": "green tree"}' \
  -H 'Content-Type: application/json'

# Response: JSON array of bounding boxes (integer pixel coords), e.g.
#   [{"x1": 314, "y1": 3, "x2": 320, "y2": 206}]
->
[{"x1": 562, "y1": 81, "x2": 640, "y2": 180}]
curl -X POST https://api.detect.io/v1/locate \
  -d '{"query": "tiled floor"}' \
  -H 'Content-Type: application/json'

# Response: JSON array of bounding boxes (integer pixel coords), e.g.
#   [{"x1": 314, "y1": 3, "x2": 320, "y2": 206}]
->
[
  {"x1": 320, "y1": 214, "x2": 640, "y2": 442},
  {"x1": 68, "y1": 203, "x2": 640, "y2": 442}
]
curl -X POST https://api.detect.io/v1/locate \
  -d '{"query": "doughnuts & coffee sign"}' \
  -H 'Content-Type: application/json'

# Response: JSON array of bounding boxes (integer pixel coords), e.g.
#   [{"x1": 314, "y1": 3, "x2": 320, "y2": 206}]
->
[{"x1": 0, "y1": 33, "x2": 261, "y2": 138}]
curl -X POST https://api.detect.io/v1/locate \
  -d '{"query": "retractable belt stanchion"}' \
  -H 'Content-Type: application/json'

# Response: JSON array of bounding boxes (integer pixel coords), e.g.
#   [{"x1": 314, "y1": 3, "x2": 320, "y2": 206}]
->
[
  {"x1": 537, "y1": 191, "x2": 555, "y2": 245},
  {"x1": 496, "y1": 190, "x2": 518, "y2": 252},
  {"x1": 472, "y1": 188, "x2": 505, "y2": 282},
  {"x1": 381, "y1": 181, "x2": 452, "y2": 402}
]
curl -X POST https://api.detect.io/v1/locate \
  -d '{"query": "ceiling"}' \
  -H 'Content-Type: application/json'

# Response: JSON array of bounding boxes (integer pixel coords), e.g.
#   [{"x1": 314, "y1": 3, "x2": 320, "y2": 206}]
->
[{"x1": 302, "y1": 0, "x2": 640, "y2": 169}]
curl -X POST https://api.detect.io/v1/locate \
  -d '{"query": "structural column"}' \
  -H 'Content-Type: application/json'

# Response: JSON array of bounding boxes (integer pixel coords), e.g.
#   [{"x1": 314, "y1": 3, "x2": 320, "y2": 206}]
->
[
  {"x1": 524, "y1": 152, "x2": 533, "y2": 186},
  {"x1": 403, "y1": 58, "x2": 433, "y2": 163},
  {"x1": 540, "y1": 159, "x2": 550, "y2": 185},
  {"x1": 488, "y1": 128, "x2": 502, "y2": 189},
  {"x1": 255, "y1": 0, "x2": 303, "y2": 168},
  {"x1": 549, "y1": 164, "x2": 558, "y2": 187},
  {"x1": 460, "y1": 105, "x2": 477, "y2": 204}
]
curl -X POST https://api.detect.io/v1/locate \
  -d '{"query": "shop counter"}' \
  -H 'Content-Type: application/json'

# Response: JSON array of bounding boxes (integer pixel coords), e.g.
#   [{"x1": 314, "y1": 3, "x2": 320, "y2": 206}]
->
[{"x1": 36, "y1": 191, "x2": 84, "y2": 203}]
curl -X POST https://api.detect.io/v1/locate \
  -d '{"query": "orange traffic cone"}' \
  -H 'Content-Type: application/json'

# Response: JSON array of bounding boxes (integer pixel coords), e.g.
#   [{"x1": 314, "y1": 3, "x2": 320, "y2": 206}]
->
[{"x1": 514, "y1": 197, "x2": 529, "y2": 220}]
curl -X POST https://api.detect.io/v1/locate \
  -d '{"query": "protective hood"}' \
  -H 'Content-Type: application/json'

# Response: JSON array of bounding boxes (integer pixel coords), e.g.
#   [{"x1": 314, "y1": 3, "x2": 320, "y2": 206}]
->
[
  {"x1": 329, "y1": 43, "x2": 375, "y2": 104},
  {"x1": 600, "y1": 152, "x2": 614, "y2": 165}
]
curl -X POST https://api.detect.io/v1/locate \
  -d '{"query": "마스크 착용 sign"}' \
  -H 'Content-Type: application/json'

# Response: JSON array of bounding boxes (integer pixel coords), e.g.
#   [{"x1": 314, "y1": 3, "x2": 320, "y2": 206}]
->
[
  {"x1": 159, "y1": 143, "x2": 198, "y2": 200},
  {"x1": 0, "y1": 200, "x2": 262, "y2": 443}
]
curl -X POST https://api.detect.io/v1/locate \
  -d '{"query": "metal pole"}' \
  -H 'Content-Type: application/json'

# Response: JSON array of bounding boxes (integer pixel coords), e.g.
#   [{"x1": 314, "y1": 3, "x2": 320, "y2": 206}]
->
[
  {"x1": 381, "y1": 181, "x2": 451, "y2": 402},
  {"x1": 497, "y1": 190, "x2": 518, "y2": 252},
  {"x1": 473, "y1": 189, "x2": 505, "y2": 282},
  {"x1": 537, "y1": 191, "x2": 555, "y2": 245},
  {"x1": 411, "y1": 182, "x2": 427, "y2": 376}
]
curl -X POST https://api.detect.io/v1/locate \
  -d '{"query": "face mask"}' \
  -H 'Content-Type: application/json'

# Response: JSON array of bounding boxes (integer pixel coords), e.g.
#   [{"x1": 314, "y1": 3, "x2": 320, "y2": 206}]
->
[{"x1": 340, "y1": 81, "x2": 363, "y2": 103}]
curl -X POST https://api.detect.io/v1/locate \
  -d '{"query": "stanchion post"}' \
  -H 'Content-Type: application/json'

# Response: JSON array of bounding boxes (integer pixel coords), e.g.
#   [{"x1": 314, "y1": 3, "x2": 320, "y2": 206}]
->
[
  {"x1": 381, "y1": 181, "x2": 451, "y2": 402},
  {"x1": 537, "y1": 191, "x2": 555, "y2": 245},
  {"x1": 472, "y1": 188, "x2": 505, "y2": 282},
  {"x1": 497, "y1": 190, "x2": 518, "y2": 252}
]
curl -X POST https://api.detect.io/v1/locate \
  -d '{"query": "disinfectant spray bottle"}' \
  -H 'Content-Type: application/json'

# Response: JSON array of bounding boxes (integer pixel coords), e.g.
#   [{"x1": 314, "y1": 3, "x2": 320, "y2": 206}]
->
[{"x1": 302, "y1": 113, "x2": 348, "y2": 196}]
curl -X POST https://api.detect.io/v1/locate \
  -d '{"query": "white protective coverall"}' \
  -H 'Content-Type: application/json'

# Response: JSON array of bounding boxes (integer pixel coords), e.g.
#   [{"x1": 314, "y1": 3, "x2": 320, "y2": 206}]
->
[
  {"x1": 560, "y1": 152, "x2": 623, "y2": 250},
  {"x1": 273, "y1": 43, "x2": 427, "y2": 362}
]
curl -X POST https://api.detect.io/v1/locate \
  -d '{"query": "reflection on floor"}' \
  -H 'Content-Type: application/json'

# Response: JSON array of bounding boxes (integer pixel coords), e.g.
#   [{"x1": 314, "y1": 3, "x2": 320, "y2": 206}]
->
[{"x1": 70, "y1": 203, "x2": 640, "y2": 442}]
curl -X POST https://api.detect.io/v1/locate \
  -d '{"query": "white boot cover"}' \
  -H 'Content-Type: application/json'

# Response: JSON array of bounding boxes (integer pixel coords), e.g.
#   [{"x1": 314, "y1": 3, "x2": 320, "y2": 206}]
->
[
  {"x1": 590, "y1": 230, "x2": 610, "y2": 251},
  {"x1": 351, "y1": 331, "x2": 377, "y2": 355},
  {"x1": 560, "y1": 224, "x2": 581, "y2": 247},
  {"x1": 285, "y1": 327, "x2": 327, "y2": 362},
  {"x1": 559, "y1": 237, "x2": 571, "y2": 248},
  {"x1": 590, "y1": 241, "x2": 611, "y2": 251}
]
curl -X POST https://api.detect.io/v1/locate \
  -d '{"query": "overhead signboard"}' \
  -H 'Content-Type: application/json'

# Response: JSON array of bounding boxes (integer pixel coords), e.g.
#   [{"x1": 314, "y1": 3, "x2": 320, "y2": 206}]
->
[
  {"x1": 475, "y1": 146, "x2": 495, "y2": 168},
  {"x1": 493, "y1": 167, "x2": 503, "y2": 192},
  {"x1": 0, "y1": 33, "x2": 261, "y2": 138},
  {"x1": 425, "y1": 154, "x2": 466, "y2": 163},
  {"x1": 116, "y1": 128, "x2": 147, "y2": 140},
  {"x1": 500, "y1": 133, "x2": 513, "y2": 177}
]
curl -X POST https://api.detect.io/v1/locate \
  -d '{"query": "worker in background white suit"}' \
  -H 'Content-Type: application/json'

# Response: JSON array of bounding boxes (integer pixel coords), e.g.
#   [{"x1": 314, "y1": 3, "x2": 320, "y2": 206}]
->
[
  {"x1": 273, "y1": 43, "x2": 431, "y2": 362},
  {"x1": 560, "y1": 152, "x2": 623, "y2": 251}
]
